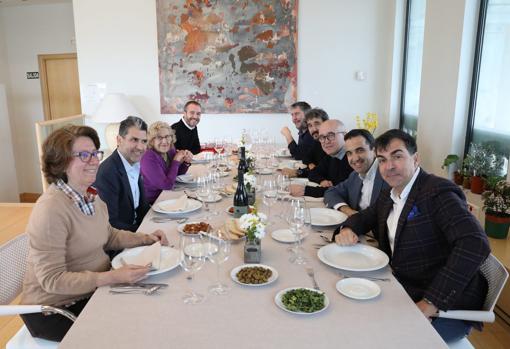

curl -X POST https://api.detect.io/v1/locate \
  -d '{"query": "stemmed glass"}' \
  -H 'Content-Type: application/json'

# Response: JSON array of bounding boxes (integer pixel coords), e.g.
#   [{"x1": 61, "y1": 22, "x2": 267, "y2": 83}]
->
[
  {"x1": 214, "y1": 138, "x2": 224, "y2": 164},
  {"x1": 276, "y1": 174, "x2": 290, "y2": 218},
  {"x1": 262, "y1": 179, "x2": 277, "y2": 227},
  {"x1": 180, "y1": 234, "x2": 206, "y2": 304},
  {"x1": 289, "y1": 206, "x2": 306, "y2": 264},
  {"x1": 196, "y1": 176, "x2": 211, "y2": 219},
  {"x1": 207, "y1": 227, "x2": 231, "y2": 295}
]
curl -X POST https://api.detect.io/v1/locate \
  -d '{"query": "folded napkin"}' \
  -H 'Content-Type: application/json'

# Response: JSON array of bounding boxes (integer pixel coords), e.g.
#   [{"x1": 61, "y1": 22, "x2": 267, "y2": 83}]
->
[
  {"x1": 124, "y1": 242, "x2": 161, "y2": 269},
  {"x1": 159, "y1": 195, "x2": 188, "y2": 212},
  {"x1": 226, "y1": 219, "x2": 245, "y2": 238}
]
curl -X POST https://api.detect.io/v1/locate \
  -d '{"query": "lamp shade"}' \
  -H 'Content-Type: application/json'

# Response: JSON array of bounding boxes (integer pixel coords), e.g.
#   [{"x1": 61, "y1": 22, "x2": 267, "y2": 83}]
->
[{"x1": 91, "y1": 93, "x2": 140, "y2": 123}]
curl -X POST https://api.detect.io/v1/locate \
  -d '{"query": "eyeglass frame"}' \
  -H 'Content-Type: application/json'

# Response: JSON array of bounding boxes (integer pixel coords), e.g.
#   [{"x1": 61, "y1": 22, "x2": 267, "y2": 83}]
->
[
  {"x1": 317, "y1": 131, "x2": 346, "y2": 143},
  {"x1": 72, "y1": 150, "x2": 105, "y2": 162}
]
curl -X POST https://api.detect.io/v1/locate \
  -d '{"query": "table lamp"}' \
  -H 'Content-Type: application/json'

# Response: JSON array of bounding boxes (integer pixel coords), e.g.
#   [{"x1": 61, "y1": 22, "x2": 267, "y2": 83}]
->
[{"x1": 91, "y1": 93, "x2": 141, "y2": 151}]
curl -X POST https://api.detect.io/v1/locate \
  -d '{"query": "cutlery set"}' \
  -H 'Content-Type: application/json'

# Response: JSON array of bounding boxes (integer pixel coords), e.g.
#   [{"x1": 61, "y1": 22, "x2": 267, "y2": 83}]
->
[
  {"x1": 109, "y1": 283, "x2": 169, "y2": 295},
  {"x1": 337, "y1": 272, "x2": 390, "y2": 282}
]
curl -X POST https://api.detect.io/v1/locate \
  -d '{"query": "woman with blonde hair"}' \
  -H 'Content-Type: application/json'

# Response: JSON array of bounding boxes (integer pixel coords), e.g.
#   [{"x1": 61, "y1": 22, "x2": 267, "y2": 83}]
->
[
  {"x1": 141, "y1": 121, "x2": 193, "y2": 203},
  {"x1": 21, "y1": 125, "x2": 168, "y2": 341}
]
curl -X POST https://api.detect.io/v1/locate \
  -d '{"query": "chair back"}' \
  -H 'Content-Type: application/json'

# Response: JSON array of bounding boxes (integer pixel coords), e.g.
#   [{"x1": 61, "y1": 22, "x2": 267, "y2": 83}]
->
[
  {"x1": 0, "y1": 234, "x2": 29, "y2": 304},
  {"x1": 480, "y1": 254, "x2": 509, "y2": 311}
]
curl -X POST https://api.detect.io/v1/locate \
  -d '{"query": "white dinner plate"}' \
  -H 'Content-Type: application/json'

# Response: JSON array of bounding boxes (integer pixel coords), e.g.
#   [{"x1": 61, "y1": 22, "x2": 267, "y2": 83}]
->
[
  {"x1": 275, "y1": 287, "x2": 329, "y2": 315},
  {"x1": 176, "y1": 174, "x2": 195, "y2": 184},
  {"x1": 231, "y1": 264, "x2": 278, "y2": 286},
  {"x1": 271, "y1": 229, "x2": 309, "y2": 243},
  {"x1": 256, "y1": 168, "x2": 273, "y2": 175},
  {"x1": 310, "y1": 208, "x2": 347, "y2": 226},
  {"x1": 153, "y1": 198, "x2": 202, "y2": 215},
  {"x1": 177, "y1": 221, "x2": 211, "y2": 235},
  {"x1": 336, "y1": 278, "x2": 381, "y2": 300},
  {"x1": 198, "y1": 193, "x2": 222, "y2": 203},
  {"x1": 317, "y1": 244, "x2": 389, "y2": 272},
  {"x1": 112, "y1": 246, "x2": 181, "y2": 276}
]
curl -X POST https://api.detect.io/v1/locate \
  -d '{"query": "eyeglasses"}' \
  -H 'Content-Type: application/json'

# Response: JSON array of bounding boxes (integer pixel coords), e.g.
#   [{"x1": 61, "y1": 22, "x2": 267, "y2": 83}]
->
[
  {"x1": 318, "y1": 132, "x2": 345, "y2": 143},
  {"x1": 72, "y1": 150, "x2": 104, "y2": 162},
  {"x1": 156, "y1": 135, "x2": 172, "y2": 142}
]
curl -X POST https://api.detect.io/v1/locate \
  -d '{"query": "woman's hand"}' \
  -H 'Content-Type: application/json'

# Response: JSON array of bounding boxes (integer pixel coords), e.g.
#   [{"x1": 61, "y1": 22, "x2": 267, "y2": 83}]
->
[
  {"x1": 96, "y1": 265, "x2": 150, "y2": 287},
  {"x1": 183, "y1": 150, "x2": 193, "y2": 163},
  {"x1": 147, "y1": 229, "x2": 169, "y2": 246},
  {"x1": 174, "y1": 150, "x2": 186, "y2": 162}
]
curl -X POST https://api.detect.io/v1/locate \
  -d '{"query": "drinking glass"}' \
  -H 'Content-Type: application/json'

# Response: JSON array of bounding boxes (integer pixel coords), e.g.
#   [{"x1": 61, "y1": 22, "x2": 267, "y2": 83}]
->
[
  {"x1": 180, "y1": 234, "x2": 206, "y2": 304},
  {"x1": 262, "y1": 179, "x2": 278, "y2": 227},
  {"x1": 196, "y1": 176, "x2": 211, "y2": 218},
  {"x1": 289, "y1": 206, "x2": 306, "y2": 264},
  {"x1": 207, "y1": 227, "x2": 231, "y2": 295}
]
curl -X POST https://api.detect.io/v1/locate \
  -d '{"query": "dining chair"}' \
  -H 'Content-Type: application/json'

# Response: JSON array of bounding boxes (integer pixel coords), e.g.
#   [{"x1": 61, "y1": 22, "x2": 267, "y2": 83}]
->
[
  {"x1": 0, "y1": 233, "x2": 76, "y2": 349},
  {"x1": 438, "y1": 254, "x2": 509, "y2": 349}
]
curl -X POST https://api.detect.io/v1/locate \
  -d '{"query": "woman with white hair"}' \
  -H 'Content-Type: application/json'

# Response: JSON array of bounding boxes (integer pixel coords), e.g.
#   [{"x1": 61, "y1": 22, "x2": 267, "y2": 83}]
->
[{"x1": 141, "y1": 121, "x2": 193, "y2": 203}]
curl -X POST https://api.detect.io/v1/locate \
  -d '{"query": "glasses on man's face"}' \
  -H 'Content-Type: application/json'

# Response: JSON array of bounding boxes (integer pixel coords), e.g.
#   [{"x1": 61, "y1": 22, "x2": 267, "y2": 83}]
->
[
  {"x1": 318, "y1": 131, "x2": 345, "y2": 143},
  {"x1": 72, "y1": 150, "x2": 104, "y2": 162}
]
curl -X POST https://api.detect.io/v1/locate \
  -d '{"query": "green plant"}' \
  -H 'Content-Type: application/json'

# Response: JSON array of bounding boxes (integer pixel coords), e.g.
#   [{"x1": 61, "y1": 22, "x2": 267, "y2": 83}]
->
[
  {"x1": 464, "y1": 143, "x2": 505, "y2": 177},
  {"x1": 441, "y1": 154, "x2": 460, "y2": 170},
  {"x1": 482, "y1": 180, "x2": 510, "y2": 217}
]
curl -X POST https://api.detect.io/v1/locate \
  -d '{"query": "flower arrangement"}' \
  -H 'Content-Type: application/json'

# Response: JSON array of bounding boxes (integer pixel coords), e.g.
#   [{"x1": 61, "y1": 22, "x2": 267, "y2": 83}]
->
[
  {"x1": 483, "y1": 180, "x2": 510, "y2": 217},
  {"x1": 244, "y1": 173, "x2": 257, "y2": 192},
  {"x1": 245, "y1": 151, "x2": 256, "y2": 171},
  {"x1": 356, "y1": 112, "x2": 378, "y2": 134},
  {"x1": 239, "y1": 210, "x2": 267, "y2": 241}
]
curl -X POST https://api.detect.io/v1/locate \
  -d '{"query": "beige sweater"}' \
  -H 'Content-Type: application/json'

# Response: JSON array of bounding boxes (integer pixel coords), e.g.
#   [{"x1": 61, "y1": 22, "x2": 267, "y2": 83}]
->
[{"x1": 21, "y1": 185, "x2": 153, "y2": 306}]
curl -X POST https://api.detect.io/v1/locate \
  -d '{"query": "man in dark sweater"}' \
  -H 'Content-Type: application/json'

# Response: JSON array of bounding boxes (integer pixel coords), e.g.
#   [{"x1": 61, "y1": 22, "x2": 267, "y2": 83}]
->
[
  {"x1": 280, "y1": 101, "x2": 314, "y2": 160},
  {"x1": 171, "y1": 100, "x2": 202, "y2": 154},
  {"x1": 289, "y1": 119, "x2": 353, "y2": 197}
]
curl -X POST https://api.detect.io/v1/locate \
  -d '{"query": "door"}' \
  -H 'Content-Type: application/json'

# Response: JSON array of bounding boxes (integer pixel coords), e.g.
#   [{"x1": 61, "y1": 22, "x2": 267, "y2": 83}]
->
[{"x1": 38, "y1": 53, "x2": 81, "y2": 120}]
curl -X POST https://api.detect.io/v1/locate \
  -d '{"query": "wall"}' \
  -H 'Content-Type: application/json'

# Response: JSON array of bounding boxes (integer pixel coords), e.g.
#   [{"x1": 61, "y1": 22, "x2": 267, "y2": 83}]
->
[
  {"x1": 1, "y1": 2, "x2": 75, "y2": 194},
  {"x1": 73, "y1": 0, "x2": 399, "y2": 143},
  {"x1": 0, "y1": 11, "x2": 19, "y2": 202}
]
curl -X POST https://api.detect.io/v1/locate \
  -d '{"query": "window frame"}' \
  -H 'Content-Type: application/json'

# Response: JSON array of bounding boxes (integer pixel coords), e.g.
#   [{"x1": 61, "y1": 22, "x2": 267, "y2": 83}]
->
[{"x1": 399, "y1": 0, "x2": 412, "y2": 130}]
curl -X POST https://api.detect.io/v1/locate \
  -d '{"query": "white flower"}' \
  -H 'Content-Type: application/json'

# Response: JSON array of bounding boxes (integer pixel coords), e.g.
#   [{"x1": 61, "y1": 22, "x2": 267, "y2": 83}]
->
[
  {"x1": 244, "y1": 173, "x2": 256, "y2": 188},
  {"x1": 239, "y1": 212, "x2": 267, "y2": 240}
]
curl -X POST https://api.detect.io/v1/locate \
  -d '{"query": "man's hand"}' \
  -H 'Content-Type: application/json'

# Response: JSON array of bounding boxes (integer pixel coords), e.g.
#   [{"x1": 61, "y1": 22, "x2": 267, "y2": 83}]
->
[
  {"x1": 334, "y1": 227, "x2": 359, "y2": 246},
  {"x1": 308, "y1": 163, "x2": 316, "y2": 170},
  {"x1": 416, "y1": 300, "x2": 438, "y2": 320},
  {"x1": 282, "y1": 168, "x2": 297, "y2": 177},
  {"x1": 339, "y1": 206, "x2": 358, "y2": 217},
  {"x1": 280, "y1": 127, "x2": 293, "y2": 144},
  {"x1": 320, "y1": 180, "x2": 333, "y2": 188},
  {"x1": 289, "y1": 184, "x2": 305, "y2": 197}
]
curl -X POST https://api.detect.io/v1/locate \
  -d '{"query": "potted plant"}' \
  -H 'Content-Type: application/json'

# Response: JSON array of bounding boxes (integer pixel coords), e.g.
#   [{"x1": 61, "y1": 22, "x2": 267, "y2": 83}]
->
[
  {"x1": 244, "y1": 172, "x2": 257, "y2": 205},
  {"x1": 441, "y1": 154, "x2": 462, "y2": 184},
  {"x1": 464, "y1": 143, "x2": 504, "y2": 194},
  {"x1": 482, "y1": 180, "x2": 510, "y2": 239},
  {"x1": 239, "y1": 209, "x2": 267, "y2": 263}
]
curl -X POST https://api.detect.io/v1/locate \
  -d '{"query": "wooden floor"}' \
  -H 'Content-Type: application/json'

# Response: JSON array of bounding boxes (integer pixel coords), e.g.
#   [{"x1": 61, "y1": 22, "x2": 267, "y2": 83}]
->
[{"x1": 0, "y1": 203, "x2": 509, "y2": 348}]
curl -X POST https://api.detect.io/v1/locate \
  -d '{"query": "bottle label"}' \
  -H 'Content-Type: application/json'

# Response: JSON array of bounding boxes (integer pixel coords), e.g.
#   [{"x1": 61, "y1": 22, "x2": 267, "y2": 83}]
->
[{"x1": 233, "y1": 205, "x2": 248, "y2": 218}]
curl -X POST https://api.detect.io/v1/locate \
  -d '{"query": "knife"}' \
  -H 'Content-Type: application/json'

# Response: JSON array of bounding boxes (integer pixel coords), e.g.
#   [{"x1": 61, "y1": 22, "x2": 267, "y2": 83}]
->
[{"x1": 109, "y1": 283, "x2": 169, "y2": 289}]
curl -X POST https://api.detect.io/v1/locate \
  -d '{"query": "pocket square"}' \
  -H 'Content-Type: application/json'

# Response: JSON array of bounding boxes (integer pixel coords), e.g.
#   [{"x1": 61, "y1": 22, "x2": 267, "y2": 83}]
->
[{"x1": 407, "y1": 205, "x2": 421, "y2": 220}]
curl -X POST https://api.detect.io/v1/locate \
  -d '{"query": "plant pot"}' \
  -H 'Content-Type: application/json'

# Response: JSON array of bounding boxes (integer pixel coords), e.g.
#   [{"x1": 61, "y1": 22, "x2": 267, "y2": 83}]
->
[
  {"x1": 247, "y1": 189, "x2": 256, "y2": 206},
  {"x1": 244, "y1": 238, "x2": 261, "y2": 263},
  {"x1": 470, "y1": 175, "x2": 484, "y2": 194},
  {"x1": 485, "y1": 213, "x2": 510, "y2": 239},
  {"x1": 453, "y1": 171, "x2": 463, "y2": 185},
  {"x1": 462, "y1": 176, "x2": 471, "y2": 189}
]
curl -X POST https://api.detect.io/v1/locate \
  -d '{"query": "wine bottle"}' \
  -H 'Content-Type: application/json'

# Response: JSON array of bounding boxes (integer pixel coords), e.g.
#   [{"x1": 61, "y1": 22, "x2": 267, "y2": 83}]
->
[
  {"x1": 233, "y1": 166, "x2": 249, "y2": 218},
  {"x1": 238, "y1": 146, "x2": 248, "y2": 174}
]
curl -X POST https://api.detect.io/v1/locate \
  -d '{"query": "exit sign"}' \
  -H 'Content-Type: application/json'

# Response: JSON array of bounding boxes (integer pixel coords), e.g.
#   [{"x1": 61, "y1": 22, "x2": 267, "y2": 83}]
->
[{"x1": 26, "y1": 72, "x2": 39, "y2": 79}]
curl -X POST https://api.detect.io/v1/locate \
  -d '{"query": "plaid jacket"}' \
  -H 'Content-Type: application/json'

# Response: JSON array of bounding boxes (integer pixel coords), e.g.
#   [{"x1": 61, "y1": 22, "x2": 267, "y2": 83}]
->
[{"x1": 341, "y1": 170, "x2": 490, "y2": 311}]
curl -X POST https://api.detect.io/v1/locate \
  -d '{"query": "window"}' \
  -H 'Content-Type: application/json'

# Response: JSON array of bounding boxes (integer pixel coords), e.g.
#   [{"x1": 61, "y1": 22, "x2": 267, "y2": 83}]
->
[
  {"x1": 466, "y1": 0, "x2": 510, "y2": 177},
  {"x1": 400, "y1": 0, "x2": 427, "y2": 137}
]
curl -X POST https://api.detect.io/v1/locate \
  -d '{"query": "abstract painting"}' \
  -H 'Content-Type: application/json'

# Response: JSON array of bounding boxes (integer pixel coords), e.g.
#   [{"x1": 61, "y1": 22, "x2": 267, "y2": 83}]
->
[{"x1": 156, "y1": 0, "x2": 297, "y2": 113}]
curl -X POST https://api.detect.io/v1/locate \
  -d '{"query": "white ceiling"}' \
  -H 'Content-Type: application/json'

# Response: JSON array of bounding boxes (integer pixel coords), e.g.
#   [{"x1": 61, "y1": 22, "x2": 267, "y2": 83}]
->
[{"x1": 0, "y1": 0, "x2": 71, "y2": 7}]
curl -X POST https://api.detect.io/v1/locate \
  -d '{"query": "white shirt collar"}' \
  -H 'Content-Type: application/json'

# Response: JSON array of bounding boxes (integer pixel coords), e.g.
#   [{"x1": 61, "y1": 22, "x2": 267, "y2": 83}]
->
[
  {"x1": 359, "y1": 159, "x2": 378, "y2": 181},
  {"x1": 181, "y1": 116, "x2": 195, "y2": 130},
  {"x1": 118, "y1": 151, "x2": 140, "y2": 173},
  {"x1": 333, "y1": 147, "x2": 346, "y2": 160},
  {"x1": 390, "y1": 167, "x2": 420, "y2": 202}
]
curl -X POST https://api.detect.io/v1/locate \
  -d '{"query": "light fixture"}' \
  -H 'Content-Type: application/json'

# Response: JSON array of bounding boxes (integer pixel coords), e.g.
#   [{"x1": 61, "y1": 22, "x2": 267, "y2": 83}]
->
[{"x1": 91, "y1": 93, "x2": 141, "y2": 152}]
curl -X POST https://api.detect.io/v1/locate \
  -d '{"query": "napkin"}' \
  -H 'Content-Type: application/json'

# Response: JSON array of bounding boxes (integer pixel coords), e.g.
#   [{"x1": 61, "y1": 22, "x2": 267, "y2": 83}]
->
[
  {"x1": 224, "y1": 185, "x2": 236, "y2": 194},
  {"x1": 158, "y1": 195, "x2": 188, "y2": 212},
  {"x1": 226, "y1": 219, "x2": 245, "y2": 238},
  {"x1": 124, "y1": 242, "x2": 161, "y2": 269}
]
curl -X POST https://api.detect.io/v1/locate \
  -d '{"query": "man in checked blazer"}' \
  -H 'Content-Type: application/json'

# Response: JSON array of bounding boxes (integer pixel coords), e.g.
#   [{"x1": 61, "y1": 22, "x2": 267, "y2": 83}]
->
[
  {"x1": 334, "y1": 129, "x2": 490, "y2": 344},
  {"x1": 323, "y1": 129, "x2": 388, "y2": 215}
]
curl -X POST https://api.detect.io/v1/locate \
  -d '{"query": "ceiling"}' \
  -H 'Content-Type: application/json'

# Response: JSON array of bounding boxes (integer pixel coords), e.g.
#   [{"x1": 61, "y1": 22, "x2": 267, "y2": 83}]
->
[{"x1": 0, "y1": 0, "x2": 71, "y2": 7}]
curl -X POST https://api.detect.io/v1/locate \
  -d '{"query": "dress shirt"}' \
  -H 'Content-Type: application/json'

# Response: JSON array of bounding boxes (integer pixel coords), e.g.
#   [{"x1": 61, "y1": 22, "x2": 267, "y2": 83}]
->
[
  {"x1": 333, "y1": 159, "x2": 378, "y2": 211},
  {"x1": 387, "y1": 167, "x2": 421, "y2": 252},
  {"x1": 118, "y1": 151, "x2": 141, "y2": 210}
]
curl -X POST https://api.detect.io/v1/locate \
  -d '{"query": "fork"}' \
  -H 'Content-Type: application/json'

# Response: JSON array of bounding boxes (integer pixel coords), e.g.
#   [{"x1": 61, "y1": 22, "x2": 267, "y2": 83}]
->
[
  {"x1": 338, "y1": 272, "x2": 390, "y2": 282},
  {"x1": 109, "y1": 285, "x2": 161, "y2": 295},
  {"x1": 305, "y1": 266, "x2": 320, "y2": 290}
]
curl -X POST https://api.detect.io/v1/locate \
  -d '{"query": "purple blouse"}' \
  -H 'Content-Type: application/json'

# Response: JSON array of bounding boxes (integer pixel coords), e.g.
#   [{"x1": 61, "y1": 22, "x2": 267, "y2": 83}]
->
[{"x1": 140, "y1": 148, "x2": 189, "y2": 204}]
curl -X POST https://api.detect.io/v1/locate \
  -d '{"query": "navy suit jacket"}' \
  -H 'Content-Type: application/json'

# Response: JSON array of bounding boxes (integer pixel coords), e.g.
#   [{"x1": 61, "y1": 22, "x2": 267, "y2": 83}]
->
[
  {"x1": 94, "y1": 149, "x2": 150, "y2": 232},
  {"x1": 288, "y1": 129, "x2": 315, "y2": 161},
  {"x1": 337, "y1": 170, "x2": 490, "y2": 313},
  {"x1": 323, "y1": 166, "x2": 388, "y2": 209}
]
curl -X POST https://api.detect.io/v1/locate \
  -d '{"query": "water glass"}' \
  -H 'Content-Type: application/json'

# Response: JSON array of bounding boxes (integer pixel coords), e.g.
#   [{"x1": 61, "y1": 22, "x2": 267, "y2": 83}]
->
[
  {"x1": 262, "y1": 179, "x2": 277, "y2": 226},
  {"x1": 180, "y1": 234, "x2": 206, "y2": 304},
  {"x1": 289, "y1": 206, "x2": 306, "y2": 265},
  {"x1": 207, "y1": 227, "x2": 231, "y2": 295}
]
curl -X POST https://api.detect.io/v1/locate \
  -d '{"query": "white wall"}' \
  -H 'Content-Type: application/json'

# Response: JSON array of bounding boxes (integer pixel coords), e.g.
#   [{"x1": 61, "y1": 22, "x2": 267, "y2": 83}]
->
[
  {"x1": 1, "y1": 2, "x2": 76, "y2": 194},
  {"x1": 0, "y1": 11, "x2": 19, "y2": 201},
  {"x1": 73, "y1": 0, "x2": 398, "y2": 143}
]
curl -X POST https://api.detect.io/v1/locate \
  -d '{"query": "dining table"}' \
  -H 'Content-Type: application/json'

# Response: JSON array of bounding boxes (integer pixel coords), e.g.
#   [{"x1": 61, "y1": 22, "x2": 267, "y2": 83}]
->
[{"x1": 59, "y1": 159, "x2": 447, "y2": 349}]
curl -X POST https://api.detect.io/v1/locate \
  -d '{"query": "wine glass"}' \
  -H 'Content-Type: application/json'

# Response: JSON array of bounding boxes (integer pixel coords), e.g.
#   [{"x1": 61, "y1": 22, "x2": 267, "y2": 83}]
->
[
  {"x1": 207, "y1": 227, "x2": 231, "y2": 295},
  {"x1": 262, "y1": 179, "x2": 277, "y2": 227},
  {"x1": 196, "y1": 176, "x2": 211, "y2": 218},
  {"x1": 289, "y1": 206, "x2": 306, "y2": 264},
  {"x1": 180, "y1": 234, "x2": 206, "y2": 304},
  {"x1": 214, "y1": 138, "x2": 224, "y2": 162}
]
